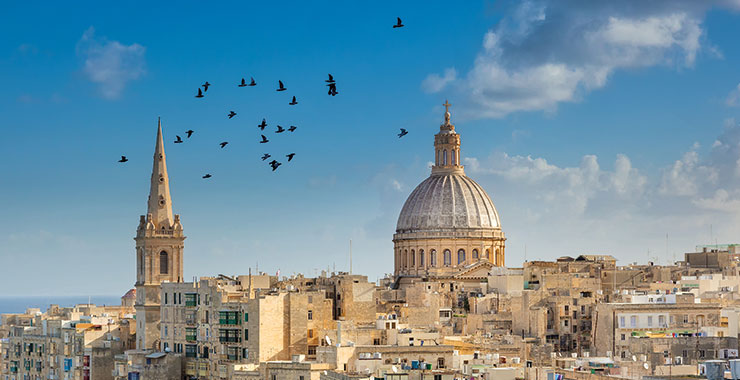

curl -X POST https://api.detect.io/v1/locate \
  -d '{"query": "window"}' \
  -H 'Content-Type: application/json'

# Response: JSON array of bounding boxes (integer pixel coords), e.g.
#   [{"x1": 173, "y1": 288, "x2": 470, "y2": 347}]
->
[
  {"x1": 202, "y1": 346, "x2": 209, "y2": 359},
  {"x1": 164, "y1": 326, "x2": 168, "y2": 337},
  {"x1": 451, "y1": 149, "x2": 456, "y2": 165},
  {"x1": 443, "y1": 250, "x2": 451, "y2": 266},
  {"x1": 484, "y1": 249, "x2": 490, "y2": 260},
  {"x1": 443, "y1": 150, "x2": 447, "y2": 165},
  {"x1": 164, "y1": 292, "x2": 168, "y2": 304},
  {"x1": 630, "y1": 316, "x2": 637, "y2": 328},
  {"x1": 185, "y1": 344, "x2": 197, "y2": 358},
  {"x1": 647, "y1": 316, "x2": 653, "y2": 327},
  {"x1": 308, "y1": 346, "x2": 317, "y2": 355},
  {"x1": 659, "y1": 315, "x2": 666, "y2": 327},
  {"x1": 244, "y1": 329, "x2": 249, "y2": 340},
  {"x1": 218, "y1": 311, "x2": 240, "y2": 325},
  {"x1": 457, "y1": 249, "x2": 466, "y2": 264},
  {"x1": 619, "y1": 316, "x2": 625, "y2": 327},
  {"x1": 436, "y1": 150, "x2": 440, "y2": 165},
  {"x1": 308, "y1": 329, "x2": 313, "y2": 338},
  {"x1": 430, "y1": 250, "x2": 437, "y2": 267},
  {"x1": 160, "y1": 251, "x2": 168, "y2": 274},
  {"x1": 242, "y1": 348, "x2": 248, "y2": 360},
  {"x1": 472, "y1": 249, "x2": 479, "y2": 260},
  {"x1": 683, "y1": 314, "x2": 689, "y2": 324},
  {"x1": 244, "y1": 312, "x2": 248, "y2": 322},
  {"x1": 308, "y1": 310, "x2": 313, "y2": 320},
  {"x1": 419, "y1": 250, "x2": 425, "y2": 268},
  {"x1": 621, "y1": 334, "x2": 625, "y2": 341},
  {"x1": 411, "y1": 250, "x2": 415, "y2": 267}
]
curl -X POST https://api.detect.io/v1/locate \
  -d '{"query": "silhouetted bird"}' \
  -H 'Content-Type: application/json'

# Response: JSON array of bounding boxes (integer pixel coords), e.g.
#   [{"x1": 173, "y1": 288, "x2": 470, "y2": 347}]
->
[
  {"x1": 288, "y1": 125, "x2": 297, "y2": 132},
  {"x1": 286, "y1": 153, "x2": 295, "y2": 162},
  {"x1": 276, "y1": 125, "x2": 286, "y2": 133},
  {"x1": 202, "y1": 174, "x2": 212, "y2": 179},
  {"x1": 260, "y1": 135, "x2": 269, "y2": 143},
  {"x1": 327, "y1": 83, "x2": 338, "y2": 96},
  {"x1": 261, "y1": 153, "x2": 271, "y2": 161},
  {"x1": 276, "y1": 80, "x2": 286, "y2": 91},
  {"x1": 326, "y1": 74, "x2": 335, "y2": 83},
  {"x1": 202, "y1": 81, "x2": 211, "y2": 92},
  {"x1": 258, "y1": 118, "x2": 267, "y2": 130},
  {"x1": 220, "y1": 142, "x2": 229, "y2": 148},
  {"x1": 186, "y1": 130, "x2": 194, "y2": 138},
  {"x1": 174, "y1": 135, "x2": 184, "y2": 143},
  {"x1": 398, "y1": 128, "x2": 408, "y2": 138},
  {"x1": 249, "y1": 77, "x2": 256, "y2": 86},
  {"x1": 393, "y1": 17, "x2": 404, "y2": 28},
  {"x1": 269, "y1": 160, "x2": 282, "y2": 171},
  {"x1": 195, "y1": 88, "x2": 204, "y2": 98},
  {"x1": 118, "y1": 156, "x2": 128, "y2": 163},
  {"x1": 228, "y1": 111, "x2": 237, "y2": 119},
  {"x1": 239, "y1": 78, "x2": 247, "y2": 87},
  {"x1": 289, "y1": 96, "x2": 298, "y2": 105}
]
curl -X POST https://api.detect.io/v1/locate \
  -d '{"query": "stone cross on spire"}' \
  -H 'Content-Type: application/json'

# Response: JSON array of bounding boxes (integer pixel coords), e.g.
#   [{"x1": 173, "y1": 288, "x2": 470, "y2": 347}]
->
[
  {"x1": 146, "y1": 117, "x2": 174, "y2": 228},
  {"x1": 443, "y1": 99, "x2": 451, "y2": 125}
]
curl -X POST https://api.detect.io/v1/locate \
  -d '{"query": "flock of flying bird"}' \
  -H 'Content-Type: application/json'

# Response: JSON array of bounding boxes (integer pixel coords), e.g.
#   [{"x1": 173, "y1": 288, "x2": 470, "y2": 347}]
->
[{"x1": 118, "y1": 17, "x2": 408, "y2": 178}]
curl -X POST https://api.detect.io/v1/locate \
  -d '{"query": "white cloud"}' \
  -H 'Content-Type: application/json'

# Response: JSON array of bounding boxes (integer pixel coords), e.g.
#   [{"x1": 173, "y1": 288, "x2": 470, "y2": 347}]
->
[
  {"x1": 726, "y1": 83, "x2": 740, "y2": 107},
  {"x1": 426, "y1": 0, "x2": 729, "y2": 119},
  {"x1": 422, "y1": 68, "x2": 457, "y2": 93},
  {"x1": 76, "y1": 27, "x2": 146, "y2": 99}
]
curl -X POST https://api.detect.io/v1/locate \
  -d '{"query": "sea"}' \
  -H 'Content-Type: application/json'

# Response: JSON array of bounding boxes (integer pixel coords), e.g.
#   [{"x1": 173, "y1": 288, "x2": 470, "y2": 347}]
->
[{"x1": 0, "y1": 295, "x2": 121, "y2": 323}]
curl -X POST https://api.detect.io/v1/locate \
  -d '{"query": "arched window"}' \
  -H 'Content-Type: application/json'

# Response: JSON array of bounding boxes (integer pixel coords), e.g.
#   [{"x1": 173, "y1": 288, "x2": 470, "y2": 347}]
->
[
  {"x1": 443, "y1": 150, "x2": 447, "y2": 165},
  {"x1": 457, "y1": 249, "x2": 466, "y2": 265},
  {"x1": 443, "y1": 250, "x2": 451, "y2": 266},
  {"x1": 411, "y1": 250, "x2": 415, "y2": 267},
  {"x1": 160, "y1": 251, "x2": 168, "y2": 274},
  {"x1": 138, "y1": 250, "x2": 144, "y2": 276},
  {"x1": 451, "y1": 150, "x2": 456, "y2": 165},
  {"x1": 484, "y1": 249, "x2": 490, "y2": 260},
  {"x1": 430, "y1": 249, "x2": 437, "y2": 267},
  {"x1": 403, "y1": 250, "x2": 408, "y2": 268},
  {"x1": 436, "y1": 150, "x2": 440, "y2": 166},
  {"x1": 472, "y1": 249, "x2": 479, "y2": 260},
  {"x1": 420, "y1": 250, "x2": 425, "y2": 268}
]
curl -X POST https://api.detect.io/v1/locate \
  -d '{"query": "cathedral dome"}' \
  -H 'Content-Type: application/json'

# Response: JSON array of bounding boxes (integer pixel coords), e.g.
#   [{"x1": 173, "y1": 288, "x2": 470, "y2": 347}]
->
[{"x1": 396, "y1": 173, "x2": 501, "y2": 233}]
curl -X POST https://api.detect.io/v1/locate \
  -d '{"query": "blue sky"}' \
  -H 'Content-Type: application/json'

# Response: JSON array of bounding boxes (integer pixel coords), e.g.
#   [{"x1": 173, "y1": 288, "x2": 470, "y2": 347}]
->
[{"x1": 3, "y1": 1, "x2": 740, "y2": 296}]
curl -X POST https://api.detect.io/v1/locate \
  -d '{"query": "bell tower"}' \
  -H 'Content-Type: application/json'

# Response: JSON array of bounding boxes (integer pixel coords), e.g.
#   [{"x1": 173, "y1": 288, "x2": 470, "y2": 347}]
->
[{"x1": 134, "y1": 118, "x2": 185, "y2": 350}]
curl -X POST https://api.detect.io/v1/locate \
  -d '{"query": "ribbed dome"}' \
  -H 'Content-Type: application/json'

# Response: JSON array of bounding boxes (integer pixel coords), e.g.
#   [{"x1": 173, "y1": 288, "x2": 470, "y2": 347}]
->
[{"x1": 396, "y1": 174, "x2": 501, "y2": 232}]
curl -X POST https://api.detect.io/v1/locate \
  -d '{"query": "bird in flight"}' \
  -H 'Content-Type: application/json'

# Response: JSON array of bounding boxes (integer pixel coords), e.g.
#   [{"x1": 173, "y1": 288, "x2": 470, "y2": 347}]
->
[
  {"x1": 249, "y1": 77, "x2": 256, "y2": 86},
  {"x1": 393, "y1": 17, "x2": 404, "y2": 28},
  {"x1": 288, "y1": 125, "x2": 297, "y2": 132},
  {"x1": 220, "y1": 142, "x2": 229, "y2": 148},
  {"x1": 202, "y1": 81, "x2": 211, "y2": 92},
  {"x1": 286, "y1": 153, "x2": 295, "y2": 162},
  {"x1": 326, "y1": 74, "x2": 335, "y2": 83},
  {"x1": 228, "y1": 111, "x2": 237, "y2": 119},
  {"x1": 186, "y1": 130, "x2": 194, "y2": 138},
  {"x1": 276, "y1": 80, "x2": 286, "y2": 91},
  {"x1": 118, "y1": 156, "x2": 128, "y2": 163},
  {"x1": 398, "y1": 128, "x2": 408, "y2": 138},
  {"x1": 276, "y1": 125, "x2": 286, "y2": 133},
  {"x1": 258, "y1": 118, "x2": 267, "y2": 130},
  {"x1": 269, "y1": 160, "x2": 282, "y2": 171},
  {"x1": 195, "y1": 88, "x2": 204, "y2": 98},
  {"x1": 239, "y1": 78, "x2": 248, "y2": 87},
  {"x1": 327, "y1": 83, "x2": 338, "y2": 96},
  {"x1": 260, "y1": 135, "x2": 269, "y2": 143},
  {"x1": 202, "y1": 174, "x2": 212, "y2": 179},
  {"x1": 289, "y1": 96, "x2": 298, "y2": 105},
  {"x1": 174, "y1": 135, "x2": 184, "y2": 144},
  {"x1": 261, "y1": 153, "x2": 271, "y2": 161}
]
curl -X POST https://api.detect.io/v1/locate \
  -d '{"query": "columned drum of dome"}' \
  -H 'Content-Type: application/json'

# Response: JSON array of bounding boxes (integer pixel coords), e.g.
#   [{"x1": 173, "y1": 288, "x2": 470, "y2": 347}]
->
[{"x1": 393, "y1": 101, "x2": 506, "y2": 278}]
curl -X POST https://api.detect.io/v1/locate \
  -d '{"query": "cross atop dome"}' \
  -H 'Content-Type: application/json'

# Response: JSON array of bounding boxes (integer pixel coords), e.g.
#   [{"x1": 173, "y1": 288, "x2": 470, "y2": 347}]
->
[{"x1": 443, "y1": 99, "x2": 451, "y2": 125}]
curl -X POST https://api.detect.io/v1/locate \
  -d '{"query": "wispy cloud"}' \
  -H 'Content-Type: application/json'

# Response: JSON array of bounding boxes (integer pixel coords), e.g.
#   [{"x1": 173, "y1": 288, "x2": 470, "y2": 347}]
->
[
  {"x1": 424, "y1": 0, "x2": 733, "y2": 119},
  {"x1": 76, "y1": 27, "x2": 146, "y2": 99},
  {"x1": 726, "y1": 83, "x2": 740, "y2": 107}
]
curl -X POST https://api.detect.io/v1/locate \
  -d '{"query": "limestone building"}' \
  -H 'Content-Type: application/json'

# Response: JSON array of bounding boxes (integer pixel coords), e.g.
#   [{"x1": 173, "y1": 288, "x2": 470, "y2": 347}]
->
[
  {"x1": 134, "y1": 119, "x2": 185, "y2": 350},
  {"x1": 394, "y1": 101, "x2": 506, "y2": 280}
]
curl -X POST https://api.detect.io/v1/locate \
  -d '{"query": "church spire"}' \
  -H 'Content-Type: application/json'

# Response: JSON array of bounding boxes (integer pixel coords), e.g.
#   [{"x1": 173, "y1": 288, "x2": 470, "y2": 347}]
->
[
  {"x1": 147, "y1": 117, "x2": 174, "y2": 228},
  {"x1": 431, "y1": 100, "x2": 464, "y2": 176}
]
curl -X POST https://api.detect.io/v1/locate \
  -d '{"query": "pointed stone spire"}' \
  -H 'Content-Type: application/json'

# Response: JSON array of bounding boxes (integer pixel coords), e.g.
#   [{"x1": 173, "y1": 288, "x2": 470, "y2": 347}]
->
[{"x1": 147, "y1": 117, "x2": 174, "y2": 228}]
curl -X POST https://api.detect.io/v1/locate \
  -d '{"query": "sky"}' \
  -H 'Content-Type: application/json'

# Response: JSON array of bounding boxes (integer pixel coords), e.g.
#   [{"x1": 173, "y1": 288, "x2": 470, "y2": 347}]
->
[{"x1": 3, "y1": 1, "x2": 740, "y2": 296}]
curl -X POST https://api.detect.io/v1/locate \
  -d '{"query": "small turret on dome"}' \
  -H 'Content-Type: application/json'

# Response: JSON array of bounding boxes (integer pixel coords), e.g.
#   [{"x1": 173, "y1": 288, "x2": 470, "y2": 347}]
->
[{"x1": 431, "y1": 100, "x2": 463, "y2": 176}]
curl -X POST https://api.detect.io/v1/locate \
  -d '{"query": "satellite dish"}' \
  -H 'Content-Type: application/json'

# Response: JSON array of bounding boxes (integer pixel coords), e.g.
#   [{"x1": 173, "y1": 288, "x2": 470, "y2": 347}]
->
[
  {"x1": 392, "y1": 366, "x2": 398, "y2": 373},
  {"x1": 644, "y1": 363, "x2": 650, "y2": 369},
  {"x1": 325, "y1": 336, "x2": 332, "y2": 346},
  {"x1": 632, "y1": 355, "x2": 637, "y2": 362}
]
